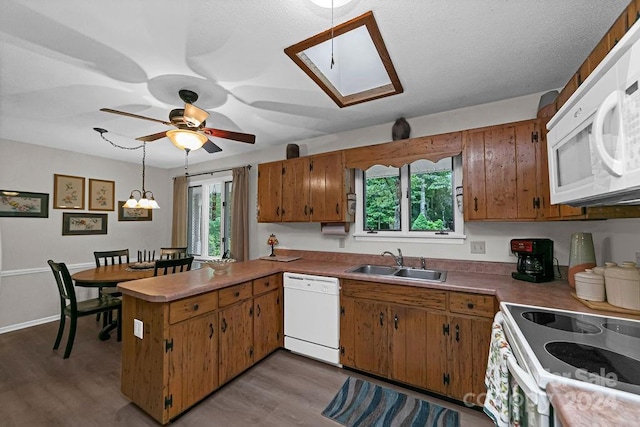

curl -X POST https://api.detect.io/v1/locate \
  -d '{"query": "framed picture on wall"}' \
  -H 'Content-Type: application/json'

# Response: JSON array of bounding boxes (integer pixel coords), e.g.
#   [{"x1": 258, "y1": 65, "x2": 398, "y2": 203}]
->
[
  {"x1": 0, "y1": 190, "x2": 49, "y2": 218},
  {"x1": 53, "y1": 174, "x2": 85, "y2": 209},
  {"x1": 62, "y1": 212, "x2": 108, "y2": 235},
  {"x1": 88, "y1": 179, "x2": 115, "y2": 211},
  {"x1": 118, "y1": 201, "x2": 153, "y2": 221}
]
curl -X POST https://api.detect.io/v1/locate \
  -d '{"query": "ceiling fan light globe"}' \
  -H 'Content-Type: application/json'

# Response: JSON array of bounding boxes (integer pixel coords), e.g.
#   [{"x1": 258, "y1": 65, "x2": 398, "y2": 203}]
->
[{"x1": 167, "y1": 129, "x2": 207, "y2": 151}]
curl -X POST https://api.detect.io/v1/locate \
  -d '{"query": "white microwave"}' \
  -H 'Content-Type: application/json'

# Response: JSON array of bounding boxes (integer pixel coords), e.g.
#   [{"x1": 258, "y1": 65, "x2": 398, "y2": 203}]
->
[{"x1": 547, "y1": 20, "x2": 640, "y2": 207}]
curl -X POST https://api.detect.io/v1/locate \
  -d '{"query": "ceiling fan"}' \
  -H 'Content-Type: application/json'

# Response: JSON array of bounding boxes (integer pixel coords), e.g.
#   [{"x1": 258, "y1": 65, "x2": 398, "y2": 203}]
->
[{"x1": 100, "y1": 89, "x2": 255, "y2": 153}]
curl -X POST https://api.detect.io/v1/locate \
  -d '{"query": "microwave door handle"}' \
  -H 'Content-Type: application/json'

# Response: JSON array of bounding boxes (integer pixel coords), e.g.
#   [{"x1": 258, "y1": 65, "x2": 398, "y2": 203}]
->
[{"x1": 593, "y1": 90, "x2": 625, "y2": 177}]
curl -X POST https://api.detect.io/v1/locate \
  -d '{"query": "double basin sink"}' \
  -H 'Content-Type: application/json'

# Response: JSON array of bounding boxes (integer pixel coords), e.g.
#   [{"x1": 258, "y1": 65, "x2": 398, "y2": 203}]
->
[{"x1": 347, "y1": 264, "x2": 447, "y2": 282}]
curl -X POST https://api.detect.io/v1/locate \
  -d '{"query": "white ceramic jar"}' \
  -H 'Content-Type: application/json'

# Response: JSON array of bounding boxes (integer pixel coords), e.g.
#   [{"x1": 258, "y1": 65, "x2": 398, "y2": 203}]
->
[
  {"x1": 574, "y1": 269, "x2": 606, "y2": 301},
  {"x1": 604, "y1": 261, "x2": 640, "y2": 310}
]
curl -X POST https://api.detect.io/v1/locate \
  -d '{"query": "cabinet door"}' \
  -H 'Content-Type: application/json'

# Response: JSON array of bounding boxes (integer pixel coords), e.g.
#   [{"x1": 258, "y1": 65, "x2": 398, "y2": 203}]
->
[
  {"x1": 219, "y1": 299, "x2": 254, "y2": 384},
  {"x1": 424, "y1": 312, "x2": 449, "y2": 395},
  {"x1": 485, "y1": 125, "x2": 517, "y2": 219},
  {"x1": 463, "y1": 129, "x2": 487, "y2": 220},
  {"x1": 257, "y1": 161, "x2": 282, "y2": 222},
  {"x1": 282, "y1": 157, "x2": 310, "y2": 222},
  {"x1": 168, "y1": 312, "x2": 218, "y2": 419},
  {"x1": 340, "y1": 296, "x2": 356, "y2": 367},
  {"x1": 515, "y1": 121, "x2": 539, "y2": 219},
  {"x1": 352, "y1": 299, "x2": 389, "y2": 377},
  {"x1": 447, "y1": 316, "x2": 492, "y2": 403},
  {"x1": 253, "y1": 289, "x2": 282, "y2": 361},
  {"x1": 310, "y1": 152, "x2": 345, "y2": 222},
  {"x1": 389, "y1": 306, "x2": 445, "y2": 389}
]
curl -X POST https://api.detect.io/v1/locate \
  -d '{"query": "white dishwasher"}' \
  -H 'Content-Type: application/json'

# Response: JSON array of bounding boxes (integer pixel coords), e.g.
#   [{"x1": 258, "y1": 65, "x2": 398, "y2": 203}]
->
[{"x1": 283, "y1": 272, "x2": 341, "y2": 366}]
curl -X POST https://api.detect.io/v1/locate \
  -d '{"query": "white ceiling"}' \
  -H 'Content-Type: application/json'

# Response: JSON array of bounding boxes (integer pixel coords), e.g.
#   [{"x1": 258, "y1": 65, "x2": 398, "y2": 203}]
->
[{"x1": 0, "y1": 0, "x2": 630, "y2": 168}]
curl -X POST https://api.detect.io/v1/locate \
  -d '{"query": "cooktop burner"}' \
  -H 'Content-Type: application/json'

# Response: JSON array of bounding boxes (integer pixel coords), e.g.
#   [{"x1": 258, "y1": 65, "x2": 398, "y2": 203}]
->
[
  {"x1": 522, "y1": 311, "x2": 601, "y2": 334},
  {"x1": 502, "y1": 303, "x2": 640, "y2": 397}
]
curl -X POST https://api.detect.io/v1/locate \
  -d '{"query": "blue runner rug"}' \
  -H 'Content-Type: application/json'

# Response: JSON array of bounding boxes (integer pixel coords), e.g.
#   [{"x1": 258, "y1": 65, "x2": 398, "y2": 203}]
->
[{"x1": 322, "y1": 377, "x2": 459, "y2": 427}]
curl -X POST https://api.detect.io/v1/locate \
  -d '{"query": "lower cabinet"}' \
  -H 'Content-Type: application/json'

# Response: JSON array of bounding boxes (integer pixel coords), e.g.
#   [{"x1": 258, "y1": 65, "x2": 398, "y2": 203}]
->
[
  {"x1": 340, "y1": 279, "x2": 495, "y2": 405},
  {"x1": 121, "y1": 274, "x2": 283, "y2": 425}
]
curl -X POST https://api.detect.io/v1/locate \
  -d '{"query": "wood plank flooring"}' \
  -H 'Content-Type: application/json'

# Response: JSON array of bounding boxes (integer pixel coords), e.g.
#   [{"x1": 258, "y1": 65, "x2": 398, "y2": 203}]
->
[{"x1": 0, "y1": 318, "x2": 492, "y2": 426}]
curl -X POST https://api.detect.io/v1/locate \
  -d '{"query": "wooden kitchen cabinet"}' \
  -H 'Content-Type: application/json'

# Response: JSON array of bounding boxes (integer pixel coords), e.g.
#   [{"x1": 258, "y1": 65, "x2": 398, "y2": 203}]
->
[
  {"x1": 463, "y1": 119, "x2": 546, "y2": 221},
  {"x1": 257, "y1": 161, "x2": 283, "y2": 222},
  {"x1": 340, "y1": 280, "x2": 494, "y2": 404},
  {"x1": 218, "y1": 282, "x2": 254, "y2": 385},
  {"x1": 253, "y1": 288, "x2": 282, "y2": 362},
  {"x1": 257, "y1": 151, "x2": 354, "y2": 223}
]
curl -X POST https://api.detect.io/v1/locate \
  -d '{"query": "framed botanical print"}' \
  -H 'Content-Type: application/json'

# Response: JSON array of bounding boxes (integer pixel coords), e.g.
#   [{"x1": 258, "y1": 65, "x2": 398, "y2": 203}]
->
[
  {"x1": 53, "y1": 174, "x2": 85, "y2": 209},
  {"x1": 0, "y1": 190, "x2": 49, "y2": 218},
  {"x1": 62, "y1": 212, "x2": 108, "y2": 235},
  {"x1": 118, "y1": 201, "x2": 153, "y2": 221},
  {"x1": 88, "y1": 179, "x2": 115, "y2": 211}
]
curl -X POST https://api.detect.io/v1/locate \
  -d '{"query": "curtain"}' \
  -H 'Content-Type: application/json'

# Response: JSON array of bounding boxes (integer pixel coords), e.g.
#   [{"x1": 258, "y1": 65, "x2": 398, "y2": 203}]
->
[
  {"x1": 230, "y1": 166, "x2": 249, "y2": 262},
  {"x1": 171, "y1": 175, "x2": 188, "y2": 247}
]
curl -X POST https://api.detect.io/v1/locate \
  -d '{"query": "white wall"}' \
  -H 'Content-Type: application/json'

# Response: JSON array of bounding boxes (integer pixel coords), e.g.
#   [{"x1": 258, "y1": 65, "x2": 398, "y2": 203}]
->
[
  {"x1": 172, "y1": 91, "x2": 640, "y2": 268},
  {"x1": 0, "y1": 140, "x2": 172, "y2": 330}
]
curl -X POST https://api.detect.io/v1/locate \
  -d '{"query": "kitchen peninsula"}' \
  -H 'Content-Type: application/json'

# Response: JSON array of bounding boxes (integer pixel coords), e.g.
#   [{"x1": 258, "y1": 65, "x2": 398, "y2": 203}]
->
[{"x1": 117, "y1": 251, "x2": 640, "y2": 424}]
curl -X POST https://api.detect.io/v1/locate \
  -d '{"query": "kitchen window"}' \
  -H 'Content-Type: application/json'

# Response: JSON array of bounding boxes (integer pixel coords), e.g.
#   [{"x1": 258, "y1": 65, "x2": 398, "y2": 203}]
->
[
  {"x1": 187, "y1": 175, "x2": 232, "y2": 258},
  {"x1": 354, "y1": 156, "x2": 465, "y2": 243}
]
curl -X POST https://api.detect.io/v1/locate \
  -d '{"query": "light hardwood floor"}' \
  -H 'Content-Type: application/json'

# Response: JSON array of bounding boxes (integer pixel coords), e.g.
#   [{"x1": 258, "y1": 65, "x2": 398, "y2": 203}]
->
[{"x1": 0, "y1": 318, "x2": 492, "y2": 426}]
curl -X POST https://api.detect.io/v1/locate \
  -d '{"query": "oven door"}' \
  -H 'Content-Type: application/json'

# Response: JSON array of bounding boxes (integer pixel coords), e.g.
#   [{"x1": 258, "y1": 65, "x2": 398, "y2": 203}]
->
[{"x1": 487, "y1": 312, "x2": 552, "y2": 427}]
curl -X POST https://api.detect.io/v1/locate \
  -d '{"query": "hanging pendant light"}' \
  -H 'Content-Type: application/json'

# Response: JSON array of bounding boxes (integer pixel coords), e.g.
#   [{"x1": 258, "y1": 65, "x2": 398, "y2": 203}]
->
[{"x1": 124, "y1": 142, "x2": 160, "y2": 209}]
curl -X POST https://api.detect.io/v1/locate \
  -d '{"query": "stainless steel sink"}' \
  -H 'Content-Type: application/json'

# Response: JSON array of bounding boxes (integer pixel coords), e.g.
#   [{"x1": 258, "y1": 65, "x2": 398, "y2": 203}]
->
[
  {"x1": 347, "y1": 265, "x2": 447, "y2": 282},
  {"x1": 393, "y1": 267, "x2": 446, "y2": 282},
  {"x1": 348, "y1": 264, "x2": 399, "y2": 275}
]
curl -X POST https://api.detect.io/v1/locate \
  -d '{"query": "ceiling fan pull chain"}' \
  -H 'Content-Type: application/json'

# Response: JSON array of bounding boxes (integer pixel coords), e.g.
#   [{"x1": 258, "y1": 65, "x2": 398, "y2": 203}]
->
[{"x1": 184, "y1": 148, "x2": 190, "y2": 176}]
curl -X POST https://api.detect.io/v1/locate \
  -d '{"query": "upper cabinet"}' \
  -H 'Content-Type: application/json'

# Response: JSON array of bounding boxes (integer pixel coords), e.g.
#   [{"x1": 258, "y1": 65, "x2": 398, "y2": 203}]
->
[
  {"x1": 257, "y1": 151, "x2": 354, "y2": 223},
  {"x1": 463, "y1": 119, "x2": 547, "y2": 221}
]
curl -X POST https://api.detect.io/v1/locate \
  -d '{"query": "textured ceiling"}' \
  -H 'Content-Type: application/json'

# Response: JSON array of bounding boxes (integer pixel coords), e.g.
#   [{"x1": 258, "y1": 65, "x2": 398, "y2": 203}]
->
[{"x1": 0, "y1": 0, "x2": 630, "y2": 168}]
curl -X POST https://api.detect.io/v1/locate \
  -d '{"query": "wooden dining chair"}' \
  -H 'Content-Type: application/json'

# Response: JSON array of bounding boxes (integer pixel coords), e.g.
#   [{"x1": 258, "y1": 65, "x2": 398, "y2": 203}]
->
[
  {"x1": 159, "y1": 247, "x2": 188, "y2": 260},
  {"x1": 154, "y1": 256, "x2": 194, "y2": 276},
  {"x1": 47, "y1": 260, "x2": 122, "y2": 359},
  {"x1": 93, "y1": 249, "x2": 129, "y2": 322}
]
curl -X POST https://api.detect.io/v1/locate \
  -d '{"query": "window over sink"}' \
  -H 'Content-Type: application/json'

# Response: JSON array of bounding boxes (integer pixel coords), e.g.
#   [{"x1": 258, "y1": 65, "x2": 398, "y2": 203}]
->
[{"x1": 354, "y1": 155, "x2": 465, "y2": 243}]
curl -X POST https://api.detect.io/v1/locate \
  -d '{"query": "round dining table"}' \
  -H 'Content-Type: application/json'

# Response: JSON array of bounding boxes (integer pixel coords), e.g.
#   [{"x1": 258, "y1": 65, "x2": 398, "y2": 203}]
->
[{"x1": 71, "y1": 263, "x2": 155, "y2": 340}]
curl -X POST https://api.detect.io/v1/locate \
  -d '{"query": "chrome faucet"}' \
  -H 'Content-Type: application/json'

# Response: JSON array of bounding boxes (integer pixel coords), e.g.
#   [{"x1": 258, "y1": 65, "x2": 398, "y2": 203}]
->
[{"x1": 381, "y1": 248, "x2": 404, "y2": 267}]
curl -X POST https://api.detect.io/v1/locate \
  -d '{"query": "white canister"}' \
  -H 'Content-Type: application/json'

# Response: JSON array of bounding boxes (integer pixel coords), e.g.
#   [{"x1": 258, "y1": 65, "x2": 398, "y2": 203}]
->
[
  {"x1": 604, "y1": 262, "x2": 640, "y2": 310},
  {"x1": 575, "y1": 269, "x2": 606, "y2": 301}
]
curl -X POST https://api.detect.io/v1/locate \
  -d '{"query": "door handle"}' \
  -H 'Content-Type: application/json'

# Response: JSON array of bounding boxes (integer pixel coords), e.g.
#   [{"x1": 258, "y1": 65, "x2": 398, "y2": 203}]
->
[
  {"x1": 209, "y1": 323, "x2": 214, "y2": 339},
  {"x1": 455, "y1": 324, "x2": 460, "y2": 342},
  {"x1": 221, "y1": 318, "x2": 227, "y2": 333},
  {"x1": 256, "y1": 304, "x2": 261, "y2": 317},
  {"x1": 379, "y1": 312, "x2": 384, "y2": 326},
  {"x1": 474, "y1": 197, "x2": 478, "y2": 212},
  {"x1": 394, "y1": 314, "x2": 399, "y2": 330}
]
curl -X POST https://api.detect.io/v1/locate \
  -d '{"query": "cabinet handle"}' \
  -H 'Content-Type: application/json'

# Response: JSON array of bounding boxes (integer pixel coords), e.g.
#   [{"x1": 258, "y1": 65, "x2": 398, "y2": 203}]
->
[
  {"x1": 394, "y1": 314, "x2": 399, "y2": 330},
  {"x1": 276, "y1": 206, "x2": 280, "y2": 217},
  {"x1": 467, "y1": 302, "x2": 475, "y2": 309},
  {"x1": 256, "y1": 304, "x2": 261, "y2": 317},
  {"x1": 249, "y1": 307, "x2": 253, "y2": 317},
  {"x1": 193, "y1": 303, "x2": 199, "y2": 311},
  {"x1": 336, "y1": 203, "x2": 339, "y2": 214},
  {"x1": 474, "y1": 197, "x2": 478, "y2": 212},
  {"x1": 379, "y1": 312, "x2": 384, "y2": 326},
  {"x1": 221, "y1": 318, "x2": 227, "y2": 333},
  {"x1": 455, "y1": 324, "x2": 460, "y2": 342},
  {"x1": 209, "y1": 323, "x2": 214, "y2": 339},
  {"x1": 304, "y1": 205, "x2": 308, "y2": 216},
  {"x1": 234, "y1": 291, "x2": 240, "y2": 297}
]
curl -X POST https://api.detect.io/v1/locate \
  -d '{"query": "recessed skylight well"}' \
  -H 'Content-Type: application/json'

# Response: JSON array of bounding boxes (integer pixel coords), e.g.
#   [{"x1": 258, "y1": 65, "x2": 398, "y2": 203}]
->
[{"x1": 285, "y1": 11, "x2": 403, "y2": 108}]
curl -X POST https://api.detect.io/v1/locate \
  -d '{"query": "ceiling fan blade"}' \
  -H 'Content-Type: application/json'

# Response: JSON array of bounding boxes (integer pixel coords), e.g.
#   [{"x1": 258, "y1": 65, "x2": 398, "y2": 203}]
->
[
  {"x1": 100, "y1": 108, "x2": 172, "y2": 126},
  {"x1": 135, "y1": 131, "x2": 168, "y2": 142},
  {"x1": 203, "y1": 140, "x2": 223, "y2": 153},
  {"x1": 202, "y1": 127, "x2": 256, "y2": 144}
]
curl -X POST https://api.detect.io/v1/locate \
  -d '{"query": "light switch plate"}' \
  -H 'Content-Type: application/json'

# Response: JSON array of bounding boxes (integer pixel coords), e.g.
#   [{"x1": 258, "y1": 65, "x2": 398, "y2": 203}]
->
[
  {"x1": 134, "y1": 318, "x2": 144, "y2": 339},
  {"x1": 470, "y1": 241, "x2": 486, "y2": 254}
]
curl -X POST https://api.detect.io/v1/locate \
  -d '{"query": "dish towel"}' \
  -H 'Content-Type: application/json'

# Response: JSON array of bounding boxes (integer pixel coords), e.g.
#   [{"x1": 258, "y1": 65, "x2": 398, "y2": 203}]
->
[{"x1": 483, "y1": 312, "x2": 523, "y2": 427}]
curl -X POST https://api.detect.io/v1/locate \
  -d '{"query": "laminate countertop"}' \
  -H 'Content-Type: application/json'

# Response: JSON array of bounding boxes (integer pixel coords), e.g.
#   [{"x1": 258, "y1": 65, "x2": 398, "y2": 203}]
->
[{"x1": 117, "y1": 255, "x2": 640, "y2": 320}]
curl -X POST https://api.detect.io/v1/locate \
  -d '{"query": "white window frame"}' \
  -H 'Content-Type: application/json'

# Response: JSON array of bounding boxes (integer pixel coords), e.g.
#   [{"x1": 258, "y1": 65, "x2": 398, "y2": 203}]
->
[
  {"x1": 188, "y1": 174, "x2": 232, "y2": 260},
  {"x1": 353, "y1": 155, "x2": 466, "y2": 244}
]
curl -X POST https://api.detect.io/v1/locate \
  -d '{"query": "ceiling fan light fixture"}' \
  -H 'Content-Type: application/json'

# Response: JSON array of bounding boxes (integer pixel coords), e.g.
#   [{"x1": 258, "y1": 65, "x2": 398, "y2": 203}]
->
[
  {"x1": 184, "y1": 103, "x2": 209, "y2": 127},
  {"x1": 167, "y1": 129, "x2": 208, "y2": 151}
]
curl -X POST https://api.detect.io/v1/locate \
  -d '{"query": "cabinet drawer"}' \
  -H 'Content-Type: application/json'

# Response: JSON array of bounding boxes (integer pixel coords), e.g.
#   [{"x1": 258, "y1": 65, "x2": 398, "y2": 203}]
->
[
  {"x1": 341, "y1": 279, "x2": 446, "y2": 311},
  {"x1": 253, "y1": 274, "x2": 282, "y2": 296},
  {"x1": 449, "y1": 292, "x2": 495, "y2": 318},
  {"x1": 219, "y1": 281, "x2": 253, "y2": 307},
  {"x1": 169, "y1": 291, "x2": 218, "y2": 324}
]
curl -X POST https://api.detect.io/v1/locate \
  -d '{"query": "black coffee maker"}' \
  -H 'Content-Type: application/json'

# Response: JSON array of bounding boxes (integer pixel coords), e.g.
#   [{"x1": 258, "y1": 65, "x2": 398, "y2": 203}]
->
[{"x1": 511, "y1": 239, "x2": 554, "y2": 283}]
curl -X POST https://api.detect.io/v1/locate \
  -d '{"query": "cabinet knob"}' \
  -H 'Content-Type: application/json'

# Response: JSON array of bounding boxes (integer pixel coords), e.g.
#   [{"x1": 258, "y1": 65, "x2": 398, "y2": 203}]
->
[
  {"x1": 193, "y1": 303, "x2": 199, "y2": 311},
  {"x1": 467, "y1": 303, "x2": 474, "y2": 309},
  {"x1": 234, "y1": 291, "x2": 240, "y2": 297}
]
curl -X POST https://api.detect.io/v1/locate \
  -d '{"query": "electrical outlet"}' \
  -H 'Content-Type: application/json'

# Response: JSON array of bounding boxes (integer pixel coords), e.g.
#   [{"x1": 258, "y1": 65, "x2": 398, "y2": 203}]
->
[
  {"x1": 470, "y1": 241, "x2": 486, "y2": 254},
  {"x1": 134, "y1": 319, "x2": 144, "y2": 339}
]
